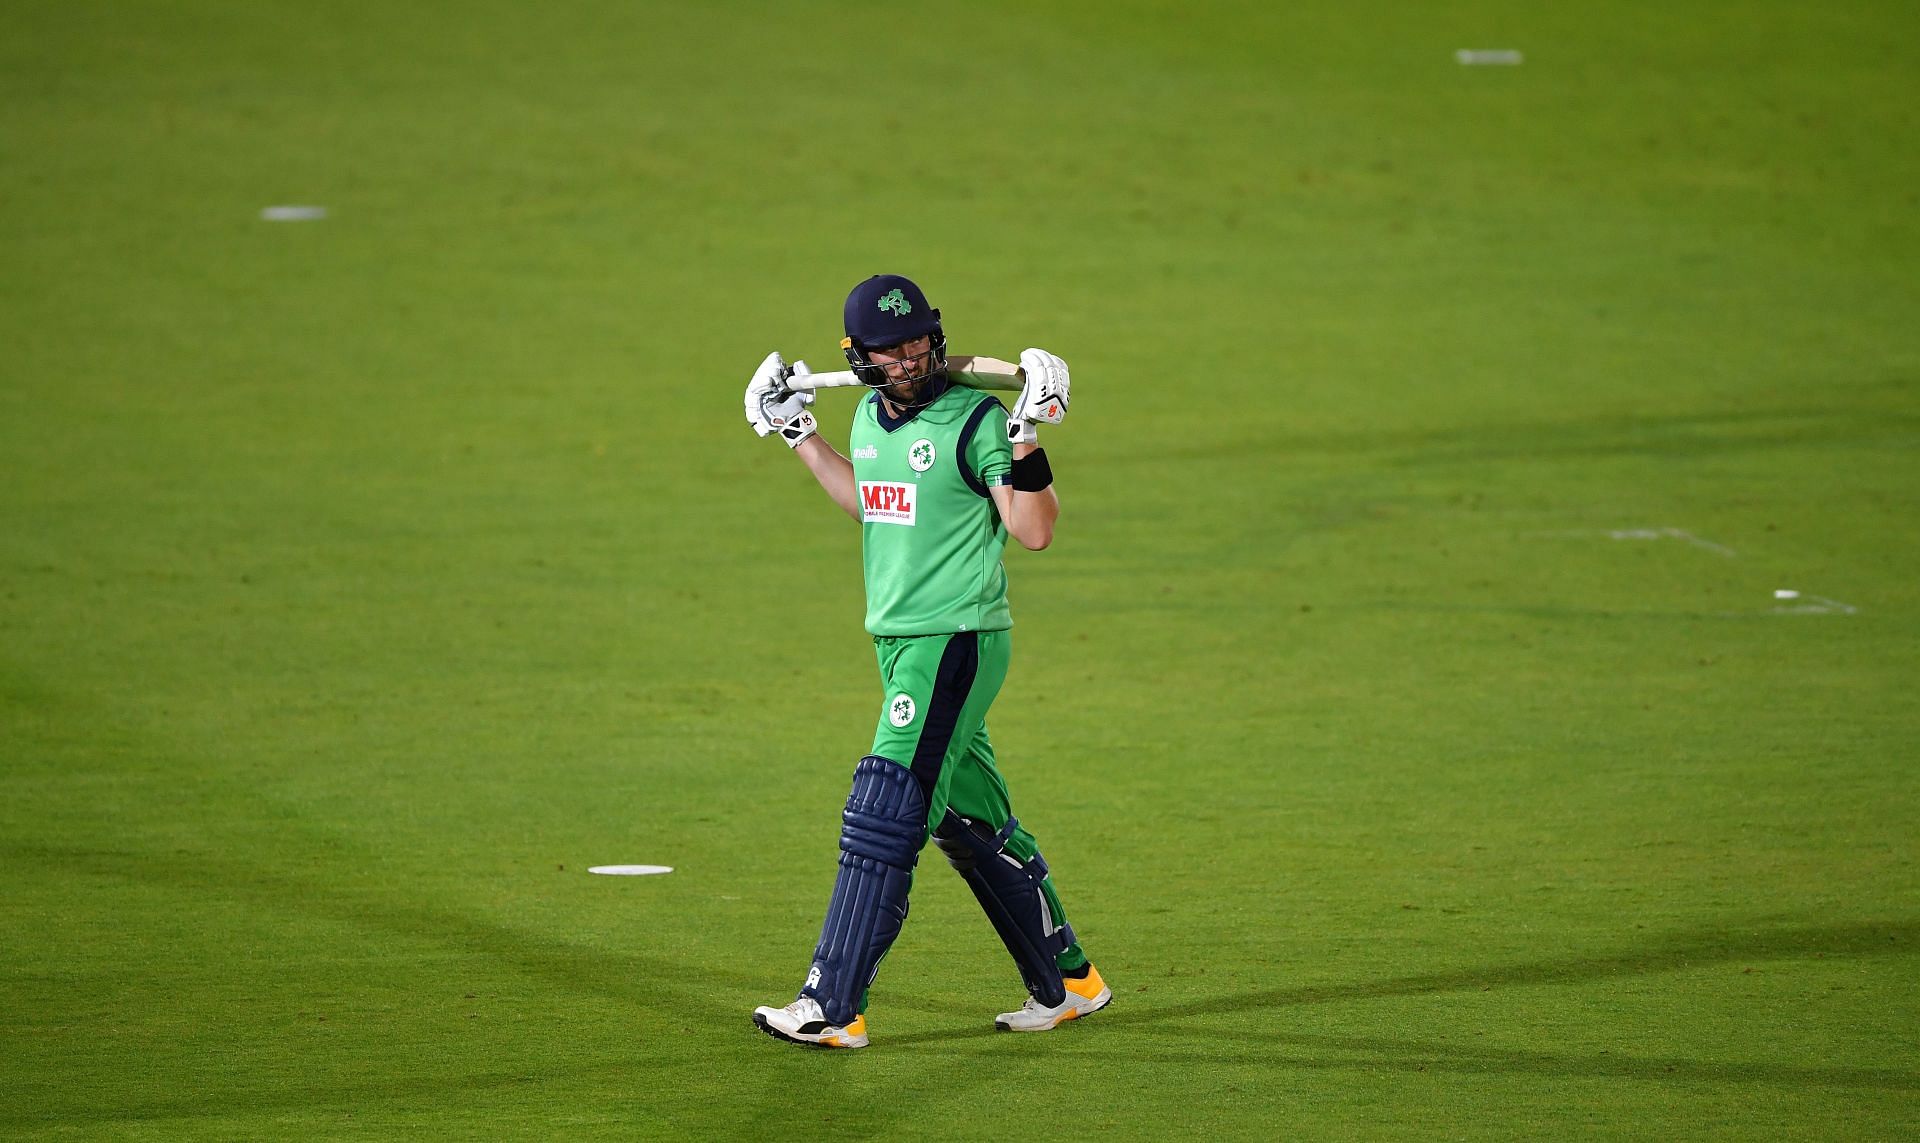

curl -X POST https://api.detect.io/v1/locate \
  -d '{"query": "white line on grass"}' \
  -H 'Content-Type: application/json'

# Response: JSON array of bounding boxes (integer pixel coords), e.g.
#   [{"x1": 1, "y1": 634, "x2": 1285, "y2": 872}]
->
[
  {"x1": 1528, "y1": 530, "x2": 1859, "y2": 615},
  {"x1": 1530, "y1": 526, "x2": 1738, "y2": 557},
  {"x1": 1456, "y1": 49, "x2": 1523, "y2": 66},
  {"x1": 261, "y1": 205, "x2": 327, "y2": 221},
  {"x1": 1770, "y1": 593, "x2": 1858, "y2": 616}
]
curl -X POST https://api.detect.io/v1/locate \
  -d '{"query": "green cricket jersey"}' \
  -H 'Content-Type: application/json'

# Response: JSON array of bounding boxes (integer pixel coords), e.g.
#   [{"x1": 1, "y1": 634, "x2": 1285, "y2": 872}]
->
[{"x1": 849, "y1": 379, "x2": 1015, "y2": 636}]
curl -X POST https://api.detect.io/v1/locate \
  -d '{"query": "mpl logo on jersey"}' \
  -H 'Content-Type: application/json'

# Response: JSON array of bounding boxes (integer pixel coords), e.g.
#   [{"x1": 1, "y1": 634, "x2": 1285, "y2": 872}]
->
[{"x1": 859, "y1": 481, "x2": 917, "y2": 526}]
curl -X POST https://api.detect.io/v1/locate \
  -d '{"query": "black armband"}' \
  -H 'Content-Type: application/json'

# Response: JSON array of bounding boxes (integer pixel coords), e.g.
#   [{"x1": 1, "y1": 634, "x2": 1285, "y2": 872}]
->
[{"x1": 1010, "y1": 448, "x2": 1053, "y2": 492}]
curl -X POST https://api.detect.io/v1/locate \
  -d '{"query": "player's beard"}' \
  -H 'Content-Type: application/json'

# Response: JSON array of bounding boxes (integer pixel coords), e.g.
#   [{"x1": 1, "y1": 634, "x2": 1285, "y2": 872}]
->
[
  {"x1": 885, "y1": 375, "x2": 924, "y2": 406},
  {"x1": 881, "y1": 364, "x2": 946, "y2": 411}
]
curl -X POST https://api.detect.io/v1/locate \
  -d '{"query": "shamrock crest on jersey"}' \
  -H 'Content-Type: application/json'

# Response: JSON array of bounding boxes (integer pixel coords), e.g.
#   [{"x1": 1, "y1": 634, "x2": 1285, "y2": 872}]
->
[
  {"x1": 889, "y1": 694, "x2": 917, "y2": 727},
  {"x1": 848, "y1": 381, "x2": 1014, "y2": 637},
  {"x1": 909, "y1": 438, "x2": 936, "y2": 472},
  {"x1": 876, "y1": 289, "x2": 912, "y2": 317}
]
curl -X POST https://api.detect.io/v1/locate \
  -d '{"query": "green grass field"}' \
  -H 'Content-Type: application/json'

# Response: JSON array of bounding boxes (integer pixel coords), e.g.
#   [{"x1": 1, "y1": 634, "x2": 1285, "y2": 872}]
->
[{"x1": 4, "y1": 1, "x2": 1917, "y2": 1137}]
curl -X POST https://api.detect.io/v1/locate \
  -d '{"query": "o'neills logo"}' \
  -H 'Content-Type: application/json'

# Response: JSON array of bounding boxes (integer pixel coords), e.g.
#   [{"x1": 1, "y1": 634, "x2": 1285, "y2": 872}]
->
[{"x1": 859, "y1": 481, "x2": 916, "y2": 525}]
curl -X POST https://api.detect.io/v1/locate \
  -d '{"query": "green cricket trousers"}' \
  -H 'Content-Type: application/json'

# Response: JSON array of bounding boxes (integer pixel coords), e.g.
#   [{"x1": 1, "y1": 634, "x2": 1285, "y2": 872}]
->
[{"x1": 867, "y1": 628, "x2": 1087, "y2": 972}]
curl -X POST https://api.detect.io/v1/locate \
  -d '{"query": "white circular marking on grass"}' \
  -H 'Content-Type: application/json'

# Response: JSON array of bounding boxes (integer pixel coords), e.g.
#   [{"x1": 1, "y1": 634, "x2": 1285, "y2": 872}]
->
[
  {"x1": 588, "y1": 864, "x2": 674, "y2": 876},
  {"x1": 1774, "y1": 589, "x2": 1799, "y2": 600},
  {"x1": 1456, "y1": 49, "x2": 1523, "y2": 66},
  {"x1": 261, "y1": 205, "x2": 328, "y2": 221}
]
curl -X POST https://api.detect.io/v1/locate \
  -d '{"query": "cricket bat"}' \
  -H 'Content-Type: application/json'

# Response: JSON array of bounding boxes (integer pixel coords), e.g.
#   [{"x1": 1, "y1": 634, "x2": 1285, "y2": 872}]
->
[{"x1": 785, "y1": 355, "x2": 1024, "y2": 393}]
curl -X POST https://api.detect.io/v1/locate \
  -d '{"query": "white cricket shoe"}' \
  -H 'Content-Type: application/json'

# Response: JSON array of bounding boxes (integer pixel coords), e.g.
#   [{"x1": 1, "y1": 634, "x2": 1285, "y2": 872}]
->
[
  {"x1": 995, "y1": 963, "x2": 1112, "y2": 1031},
  {"x1": 752, "y1": 997, "x2": 869, "y2": 1049}
]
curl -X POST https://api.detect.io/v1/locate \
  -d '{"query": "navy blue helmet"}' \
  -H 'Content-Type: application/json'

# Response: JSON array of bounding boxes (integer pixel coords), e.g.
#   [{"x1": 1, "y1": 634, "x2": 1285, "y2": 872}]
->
[{"x1": 841, "y1": 274, "x2": 948, "y2": 406}]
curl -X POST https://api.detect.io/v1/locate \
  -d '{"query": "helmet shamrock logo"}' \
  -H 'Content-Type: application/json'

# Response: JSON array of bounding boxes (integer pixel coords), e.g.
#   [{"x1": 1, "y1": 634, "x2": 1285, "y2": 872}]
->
[{"x1": 876, "y1": 288, "x2": 913, "y2": 317}]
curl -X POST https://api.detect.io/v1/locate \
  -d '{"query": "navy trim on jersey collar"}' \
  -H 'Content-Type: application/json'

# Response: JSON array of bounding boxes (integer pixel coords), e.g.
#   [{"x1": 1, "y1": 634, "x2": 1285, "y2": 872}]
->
[{"x1": 870, "y1": 374, "x2": 955, "y2": 433}]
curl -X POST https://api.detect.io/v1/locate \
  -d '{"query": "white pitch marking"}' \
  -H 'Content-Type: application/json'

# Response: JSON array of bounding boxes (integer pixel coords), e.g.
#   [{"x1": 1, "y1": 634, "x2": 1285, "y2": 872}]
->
[
  {"x1": 1528, "y1": 532, "x2": 1852, "y2": 615},
  {"x1": 1772, "y1": 594, "x2": 1857, "y2": 616},
  {"x1": 261, "y1": 205, "x2": 327, "y2": 221},
  {"x1": 1658, "y1": 527, "x2": 1735, "y2": 556},
  {"x1": 1456, "y1": 49, "x2": 1523, "y2": 66},
  {"x1": 1577, "y1": 526, "x2": 1739, "y2": 557},
  {"x1": 587, "y1": 864, "x2": 674, "y2": 876}
]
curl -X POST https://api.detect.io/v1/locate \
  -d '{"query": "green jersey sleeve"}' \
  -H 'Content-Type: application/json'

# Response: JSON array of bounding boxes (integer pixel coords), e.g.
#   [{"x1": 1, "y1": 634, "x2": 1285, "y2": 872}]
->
[{"x1": 970, "y1": 399, "x2": 1014, "y2": 487}]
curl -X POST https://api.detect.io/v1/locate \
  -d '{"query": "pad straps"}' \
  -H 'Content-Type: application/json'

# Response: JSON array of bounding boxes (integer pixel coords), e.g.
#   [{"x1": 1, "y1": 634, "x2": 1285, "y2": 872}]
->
[
  {"x1": 934, "y1": 811, "x2": 1074, "y2": 1007},
  {"x1": 799, "y1": 757, "x2": 926, "y2": 1026}
]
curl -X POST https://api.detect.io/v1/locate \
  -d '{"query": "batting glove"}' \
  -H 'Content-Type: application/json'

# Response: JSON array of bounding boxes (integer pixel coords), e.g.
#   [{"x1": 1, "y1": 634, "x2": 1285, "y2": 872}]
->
[
  {"x1": 763, "y1": 360, "x2": 818, "y2": 448},
  {"x1": 745, "y1": 352, "x2": 818, "y2": 448},
  {"x1": 745, "y1": 352, "x2": 787, "y2": 437},
  {"x1": 1007, "y1": 348, "x2": 1070, "y2": 444}
]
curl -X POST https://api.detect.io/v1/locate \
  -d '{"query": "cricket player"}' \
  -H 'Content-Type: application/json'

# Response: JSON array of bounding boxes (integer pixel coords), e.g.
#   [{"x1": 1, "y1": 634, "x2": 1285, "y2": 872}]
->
[{"x1": 741, "y1": 274, "x2": 1110, "y2": 1049}]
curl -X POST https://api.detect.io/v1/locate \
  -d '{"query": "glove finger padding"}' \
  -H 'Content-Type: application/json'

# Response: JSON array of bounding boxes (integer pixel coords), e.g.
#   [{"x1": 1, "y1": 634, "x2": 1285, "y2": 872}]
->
[
  {"x1": 1008, "y1": 349, "x2": 1068, "y2": 443},
  {"x1": 744, "y1": 351, "x2": 789, "y2": 437},
  {"x1": 1016, "y1": 348, "x2": 1070, "y2": 425}
]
